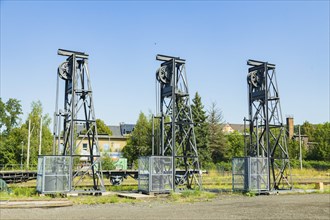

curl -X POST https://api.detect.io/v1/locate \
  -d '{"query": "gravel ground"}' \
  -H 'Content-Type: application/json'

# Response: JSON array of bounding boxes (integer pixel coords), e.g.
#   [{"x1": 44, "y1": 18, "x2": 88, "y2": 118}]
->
[{"x1": 1, "y1": 193, "x2": 329, "y2": 220}]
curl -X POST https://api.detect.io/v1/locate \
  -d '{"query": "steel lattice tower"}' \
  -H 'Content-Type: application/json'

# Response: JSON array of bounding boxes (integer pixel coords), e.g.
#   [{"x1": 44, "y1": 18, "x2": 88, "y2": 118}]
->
[
  {"x1": 53, "y1": 49, "x2": 105, "y2": 192},
  {"x1": 246, "y1": 59, "x2": 292, "y2": 190},
  {"x1": 153, "y1": 54, "x2": 202, "y2": 190}
]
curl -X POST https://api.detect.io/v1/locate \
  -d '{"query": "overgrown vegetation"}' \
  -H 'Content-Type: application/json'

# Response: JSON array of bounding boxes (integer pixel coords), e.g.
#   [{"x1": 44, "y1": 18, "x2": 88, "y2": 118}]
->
[
  {"x1": 101, "y1": 156, "x2": 116, "y2": 170},
  {"x1": 69, "y1": 195, "x2": 134, "y2": 205},
  {"x1": 168, "y1": 190, "x2": 216, "y2": 202},
  {"x1": 0, "y1": 99, "x2": 53, "y2": 167}
]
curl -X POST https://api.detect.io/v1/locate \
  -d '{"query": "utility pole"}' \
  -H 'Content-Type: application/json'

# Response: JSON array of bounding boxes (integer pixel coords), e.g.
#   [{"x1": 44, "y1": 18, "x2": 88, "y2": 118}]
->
[
  {"x1": 38, "y1": 117, "x2": 43, "y2": 155},
  {"x1": 27, "y1": 119, "x2": 31, "y2": 169},
  {"x1": 21, "y1": 141, "x2": 24, "y2": 170},
  {"x1": 299, "y1": 125, "x2": 303, "y2": 170}
]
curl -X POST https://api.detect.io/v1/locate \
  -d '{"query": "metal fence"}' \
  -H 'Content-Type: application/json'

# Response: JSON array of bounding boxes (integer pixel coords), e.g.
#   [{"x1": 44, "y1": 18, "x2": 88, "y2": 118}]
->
[
  {"x1": 232, "y1": 157, "x2": 269, "y2": 192},
  {"x1": 37, "y1": 156, "x2": 71, "y2": 194},
  {"x1": 138, "y1": 156, "x2": 173, "y2": 193}
]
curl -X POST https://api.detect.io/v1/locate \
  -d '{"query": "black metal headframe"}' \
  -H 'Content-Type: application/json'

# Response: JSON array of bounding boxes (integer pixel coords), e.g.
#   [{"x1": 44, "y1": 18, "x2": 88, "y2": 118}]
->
[
  {"x1": 246, "y1": 59, "x2": 292, "y2": 190},
  {"x1": 153, "y1": 54, "x2": 202, "y2": 190},
  {"x1": 53, "y1": 49, "x2": 105, "y2": 192}
]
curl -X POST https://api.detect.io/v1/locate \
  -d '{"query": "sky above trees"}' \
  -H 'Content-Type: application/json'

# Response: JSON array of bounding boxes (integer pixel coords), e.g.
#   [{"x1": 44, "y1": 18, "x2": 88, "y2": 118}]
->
[{"x1": 1, "y1": 1, "x2": 329, "y2": 126}]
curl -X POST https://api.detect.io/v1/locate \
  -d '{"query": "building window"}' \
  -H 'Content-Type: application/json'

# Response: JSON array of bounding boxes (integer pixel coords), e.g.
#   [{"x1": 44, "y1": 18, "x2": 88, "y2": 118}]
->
[
  {"x1": 83, "y1": 143, "x2": 88, "y2": 151},
  {"x1": 103, "y1": 144, "x2": 109, "y2": 152}
]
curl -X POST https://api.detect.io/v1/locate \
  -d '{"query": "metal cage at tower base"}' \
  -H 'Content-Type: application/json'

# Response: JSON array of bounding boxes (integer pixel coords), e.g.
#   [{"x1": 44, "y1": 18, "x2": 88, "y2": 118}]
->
[
  {"x1": 138, "y1": 156, "x2": 173, "y2": 194},
  {"x1": 232, "y1": 157, "x2": 269, "y2": 193},
  {"x1": 37, "y1": 156, "x2": 71, "y2": 194}
]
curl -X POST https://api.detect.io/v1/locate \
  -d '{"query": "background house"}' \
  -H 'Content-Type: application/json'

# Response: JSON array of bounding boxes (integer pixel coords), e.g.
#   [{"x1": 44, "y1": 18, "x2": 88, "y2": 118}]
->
[
  {"x1": 222, "y1": 123, "x2": 245, "y2": 134},
  {"x1": 76, "y1": 123, "x2": 135, "y2": 159}
]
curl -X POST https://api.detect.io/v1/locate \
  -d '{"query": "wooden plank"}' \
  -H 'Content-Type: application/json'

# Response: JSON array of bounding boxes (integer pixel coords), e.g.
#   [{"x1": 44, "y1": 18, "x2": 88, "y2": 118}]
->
[
  {"x1": 116, "y1": 192, "x2": 155, "y2": 200},
  {"x1": 0, "y1": 200, "x2": 73, "y2": 208}
]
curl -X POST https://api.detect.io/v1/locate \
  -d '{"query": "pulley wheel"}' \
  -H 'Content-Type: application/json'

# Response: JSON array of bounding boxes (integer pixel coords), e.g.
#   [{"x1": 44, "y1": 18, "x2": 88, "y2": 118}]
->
[
  {"x1": 156, "y1": 66, "x2": 171, "y2": 84},
  {"x1": 58, "y1": 61, "x2": 70, "y2": 80},
  {"x1": 248, "y1": 70, "x2": 262, "y2": 88}
]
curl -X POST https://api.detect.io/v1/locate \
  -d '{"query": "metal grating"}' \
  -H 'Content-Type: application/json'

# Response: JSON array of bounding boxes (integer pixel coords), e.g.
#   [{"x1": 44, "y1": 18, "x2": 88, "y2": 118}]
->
[
  {"x1": 232, "y1": 157, "x2": 269, "y2": 192},
  {"x1": 138, "y1": 156, "x2": 173, "y2": 193},
  {"x1": 37, "y1": 156, "x2": 71, "y2": 194}
]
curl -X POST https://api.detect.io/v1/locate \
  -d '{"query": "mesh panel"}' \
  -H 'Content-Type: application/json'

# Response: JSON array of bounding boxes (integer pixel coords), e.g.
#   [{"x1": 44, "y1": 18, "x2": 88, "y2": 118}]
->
[
  {"x1": 249, "y1": 157, "x2": 268, "y2": 191},
  {"x1": 232, "y1": 157, "x2": 269, "y2": 192},
  {"x1": 232, "y1": 157, "x2": 246, "y2": 191},
  {"x1": 37, "y1": 156, "x2": 71, "y2": 193},
  {"x1": 138, "y1": 156, "x2": 173, "y2": 193},
  {"x1": 138, "y1": 157, "x2": 150, "y2": 192}
]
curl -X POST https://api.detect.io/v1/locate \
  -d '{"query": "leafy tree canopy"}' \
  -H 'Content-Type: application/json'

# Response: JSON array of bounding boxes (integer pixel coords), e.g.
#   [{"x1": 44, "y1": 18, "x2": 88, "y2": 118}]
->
[
  {"x1": 96, "y1": 119, "x2": 112, "y2": 135},
  {"x1": 0, "y1": 98, "x2": 23, "y2": 134}
]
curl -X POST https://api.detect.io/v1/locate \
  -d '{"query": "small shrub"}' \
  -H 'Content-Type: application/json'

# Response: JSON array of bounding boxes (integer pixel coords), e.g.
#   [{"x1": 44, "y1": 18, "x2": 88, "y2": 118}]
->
[
  {"x1": 244, "y1": 192, "x2": 256, "y2": 197},
  {"x1": 102, "y1": 156, "x2": 116, "y2": 170},
  {"x1": 13, "y1": 187, "x2": 37, "y2": 197},
  {"x1": 181, "y1": 190, "x2": 201, "y2": 198}
]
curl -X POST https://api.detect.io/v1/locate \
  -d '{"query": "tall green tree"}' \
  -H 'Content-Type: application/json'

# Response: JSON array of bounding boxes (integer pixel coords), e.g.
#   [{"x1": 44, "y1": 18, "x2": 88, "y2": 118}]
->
[
  {"x1": 287, "y1": 139, "x2": 301, "y2": 160},
  {"x1": 301, "y1": 121, "x2": 315, "y2": 138},
  {"x1": 207, "y1": 102, "x2": 226, "y2": 163},
  {"x1": 226, "y1": 131, "x2": 244, "y2": 158},
  {"x1": 0, "y1": 98, "x2": 23, "y2": 166},
  {"x1": 0, "y1": 98, "x2": 23, "y2": 134},
  {"x1": 122, "y1": 112, "x2": 152, "y2": 166},
  {"x1": 191, "y1": 92, "x2": 211, "y2": 166},
  {"x1": 305, "y1": 122, "x2": 330, "y2": 161},
  {"x1": 96, "y1": 119, "x2": 112, "y2": 135},
  {"x1": 23, "y1": 101, "x2": 53, "y2": 167}
]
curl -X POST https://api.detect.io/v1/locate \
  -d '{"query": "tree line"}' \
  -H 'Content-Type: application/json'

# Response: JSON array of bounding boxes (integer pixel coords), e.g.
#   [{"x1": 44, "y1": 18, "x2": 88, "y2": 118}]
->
[
  {"x1": 0, "y1": 99, "x2": 53, "y2": 168},
  {"x1": 0, "y1": 98, "x2": 112, "y2": 169},
  {"x1": 0, "y1": 96, "x2": 329, "y2": 170},
  {"x1": 122, "y1": 92, "x2": 330, "y2": 169},
  {"x1": 122, "y1": 92, "x2": 243, "y2": 169}
]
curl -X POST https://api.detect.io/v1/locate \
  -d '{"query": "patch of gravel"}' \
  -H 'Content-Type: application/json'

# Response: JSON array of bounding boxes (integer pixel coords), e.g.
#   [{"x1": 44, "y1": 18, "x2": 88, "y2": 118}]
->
[{"x1": 1, "y1": 193, "x2": 329, "y2": 219}]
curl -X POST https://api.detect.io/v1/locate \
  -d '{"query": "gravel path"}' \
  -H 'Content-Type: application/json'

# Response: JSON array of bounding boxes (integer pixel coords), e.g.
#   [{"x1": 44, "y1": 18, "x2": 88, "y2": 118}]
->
[{"x1": 1, "y1": 193, "x2": 329, "y2": 220}]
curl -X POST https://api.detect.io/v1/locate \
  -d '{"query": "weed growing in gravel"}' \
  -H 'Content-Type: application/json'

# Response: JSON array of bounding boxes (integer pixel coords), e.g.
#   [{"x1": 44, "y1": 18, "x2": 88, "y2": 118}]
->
[
  {"x1": 168, "y1": 190, "x2": 216, "y2": 202},
  {"x1": 244, "y1": 192, "x2": 256, "y2": 197},
  {"x1": 69, "y1": 195, "x2": 135, "y2": 205}
]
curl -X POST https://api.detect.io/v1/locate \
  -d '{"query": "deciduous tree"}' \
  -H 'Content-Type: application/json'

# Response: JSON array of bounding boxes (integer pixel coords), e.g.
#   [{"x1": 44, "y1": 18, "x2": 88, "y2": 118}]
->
[{"x1": 123, "y1": 112, "x2": 152, "y2": 166}]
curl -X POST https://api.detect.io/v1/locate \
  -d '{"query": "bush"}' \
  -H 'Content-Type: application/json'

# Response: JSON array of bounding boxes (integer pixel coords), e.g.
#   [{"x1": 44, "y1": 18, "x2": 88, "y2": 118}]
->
[
  {"x1": 202, "y1": 162, "x2": 216, "y2": 170},
  {"x1": 216, "y1": 161, "x2": 232, "y2": 172},
  {"x1": 101, "y1": 156, "x2": 116, "y2": 170},
  {"x1": 290, "y1": 159, "x2": 330, "y2": 170},
  {"x1": 13, "y1": 187, "x2": 37, "y2": 197}
]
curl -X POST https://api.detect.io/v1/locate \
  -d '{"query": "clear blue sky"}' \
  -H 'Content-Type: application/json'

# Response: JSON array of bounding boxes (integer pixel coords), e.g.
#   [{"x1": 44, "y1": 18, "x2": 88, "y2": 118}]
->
[{"x1": 1, "y1": 1, "x2": 329, "y2": 127}]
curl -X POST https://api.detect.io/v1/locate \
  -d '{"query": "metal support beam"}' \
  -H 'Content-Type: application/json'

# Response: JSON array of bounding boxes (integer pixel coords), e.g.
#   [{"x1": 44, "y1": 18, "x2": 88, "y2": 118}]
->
[
  {"x1": 58, "y1": 49, "x2": 89, "y2": 59},
  {"x1": 52, "y1": 49, "x2": 104, "y2": 193},
  {"x1": 156, "y1": 54, "x2": 186, "y2": 64},
  {"x1": 245, "y1": 59, "x2": 292, "y2": 191},
  {"x1": 153, "y1": 54, "x2": 202, "y2": 190}
]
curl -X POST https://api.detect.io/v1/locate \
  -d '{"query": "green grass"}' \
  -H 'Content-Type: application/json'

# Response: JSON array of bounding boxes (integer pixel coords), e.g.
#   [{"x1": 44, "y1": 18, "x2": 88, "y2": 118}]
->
[
  {"x1": 2, "y1": 168, "x2": 329, "y2": 204},
  {"x1": 69, "y1": 194, "x2": 135, "y2": 205},
  {"x1": 106, "y1": 185, "x2": 138, "y2": 192},
  {"x1": 168, "y1": 190, "x2": 216, "y2": 203}
]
